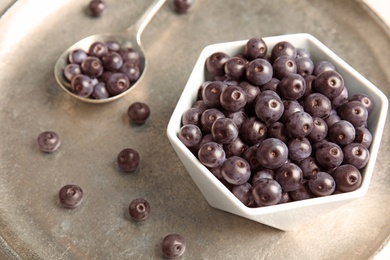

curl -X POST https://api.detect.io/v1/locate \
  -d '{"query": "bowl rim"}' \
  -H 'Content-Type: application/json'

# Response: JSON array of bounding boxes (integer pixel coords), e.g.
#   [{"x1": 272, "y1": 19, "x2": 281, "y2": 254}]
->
[{"x1": 167, "y1": 33, "x2": 389, "y2": 215}]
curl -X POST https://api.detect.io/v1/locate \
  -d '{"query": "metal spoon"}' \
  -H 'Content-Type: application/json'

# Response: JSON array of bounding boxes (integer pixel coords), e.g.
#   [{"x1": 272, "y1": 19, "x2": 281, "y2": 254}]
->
[{"x1": 54, "y1": 0, "x2": 166, "y2": 104}]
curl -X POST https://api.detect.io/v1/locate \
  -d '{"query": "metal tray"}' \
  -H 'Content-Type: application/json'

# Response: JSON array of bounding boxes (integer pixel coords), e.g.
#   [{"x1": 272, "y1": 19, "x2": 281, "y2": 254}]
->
[{"x1": 1, "y1": 0, "x2": 389, "y2": 259}]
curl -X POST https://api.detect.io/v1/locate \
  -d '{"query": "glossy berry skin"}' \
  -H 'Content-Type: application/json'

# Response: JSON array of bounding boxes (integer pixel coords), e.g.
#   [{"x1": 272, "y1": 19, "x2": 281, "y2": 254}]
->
[
  {"x1": 303, "y1": 93, "x2": 332, "y2": 118},
  {"x1": 224, "y1": 57, "x2": 247, "y2": 80},
  {"x1": 240, "y1": 117, "x2": 267, "y2": 145},
  {"x1": 92, "y1": 82, "x2": 109, "y2": 99},
  {"x1": 58, "y1": 184, "x2": 83, "y2": 209},
  {"x1": 278, "y1": 73, "x2": 306, "y2": 100},
  {"x1": 313, "y1": 61, "x2": 336, "y2": 76},
  {"x1": 198, "y1": 142, "x2": 225, "y2": 168},
  {"x1": 252, "y1": 178, "x2": 282, "y2": 206},
  {"x1": 332, "y1": 164, "x2": 362, "y2": 192},
  {"x1": 260, "y1": 77, "x2": 280, "y2": 94},
  {"x1": 119, "y1": 47, "x2": 140, "y2": 64},
  {"x1": 128, "y1": 198, "x2": 150, "y2": 221},
  {"x1": 339, "y1": 101, "x2": 368, "y2": 127},
  {"x1": 68, "y1": 49, "x2": 88, "y2": 64},
  {"x1": 223, "y1": 136, "x2": 248, "y2": 158},
  {"x1": 238, "y1": 81, "x2": 260, "y2": 106},
  {"x1": 88, "y1": 41, "x2": 108, "y2": 58},
  {"x1": 244, "y1": 37, "x2": 267, "y2": 60},
  {"x1": 295, "y1": 56, "x2": 314, "y2": 77},
  {"x1": 226, "y1": 110, "x2": 247, "y2": 130},
  {"x1": 200, "y1": 108, "x2": 225, "y2": 133},
  {"x1": 307, "y1": 117, "x2": 328, "y2": 143},
  {"x1": 220, "y1": 85, "x2": 247, "y2": 112},
  {"x1": 246, "y1": 58, "x2": 273, "y2": 86},
  {"x1": 328, "y1": 120, "x2": 356, "y2": 146},
  {"x1": 88, "y1": 0, "x2": 106, "y2": 17},
  {"x1": 272, "y1": 55, "x2": 297, "y2": 80},
  {"x1": 106, "y1": 72, "x2": 130, "y2": 96},
  {"x1": 206, "y1": 52, "x2": 230, "y2": 77},
  {"x1": 117, "y1": 148, "x2": 140, "y2": 172},
  {"x1": 71, "y1": 74, "x2": 94, "y2": 97},
  {"x1": 37, "y1": 131, "x2": 61, "y2": 153},
  {"x1": 251, "y1": 169, "x2": 275, "y2": 185},
  {"x1": 285, "y1": 111, "x2": 313, "y2": 138},
  {"x1": 349, "y1": 93, "x2": 375, "y2": 115},
  {"x1": 81, "y1": 56, "x2": 104, "y2": 78},
  {"x1": 254, "y1": 93, "x2": 284, "y2": 124},
  {"x1": 221, "y1": 156, "x2": 251, "y2": 185},
  {"x1": 331, "y1": 86, "x2": 349, "y2": 108},
  {"x1": 174, "y1": 0, "x2": 194, "y2": 13},
  {"x1": 256, "y1": 138, "x2": 288, "y2": 169},
  {"x1": 179, "y1": 124, "x2": 202, "y2": 147},
  {"x1": 64, "y1": 64, "x2": 81, "y2": 81},
  {"x1": 267, "y1": 121, "x2": 288, "y2": 143},
  {"x1": 120, "y1": 61, "x2": 141, "y2": 82},
  {"x1": 182, "y1": 107, "x2": 202, "y2": 126},
  {"x1": 275, "y1": 162, "x2": 303, "y2": 192},
  {"x1": 102, "y1": 51, "x2": 123, "y2": 71},
  {"x1": 315, "y1": 141, "x2": 344, "y2": 169},
  {"x1": 287, "y1": 137, "x2": 312, "y2": 162},
  {"x1": 127, "y1": 102, "x2": 151, "y2": 124},
  {"x1": 313, "y1": 70, "x2": 344, "y2": 99},
  {"x1": 243, "y1": 145, "x2": 262, "y2": 172},
  {"x1": 161, "y1": 234, "x2": 186, "y2": 259},
  {"x1": 342, "y1": 143, "x2": 369, "y2": 169},
  {"x1": 202, "y1": 81, "x2": 226, "y2": 108},
  {"x1": 271, "y1": 41, "x2": 297, "y2": 62},
  {"x1": 280, "y1": 100, "x2": 304, "y2": 123},
  {"x1": 308, "y1": 171, "x2": 335, "y2": 196}
]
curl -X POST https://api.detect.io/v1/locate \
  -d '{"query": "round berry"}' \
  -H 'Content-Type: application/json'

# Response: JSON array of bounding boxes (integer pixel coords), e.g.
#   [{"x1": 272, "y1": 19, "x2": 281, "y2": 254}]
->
[
  {"x1": 127, "y1": 102, "x2": 151, "y2": 124},
  {"x1": 129, "y1": 198, "x2": 150, "y2": 221},
  {"x1": 308, "y1": 171, "x2": 335, "y2": 196},
  {"x1": 37, "y1": 131, "x2": 61, "y2": 153},
  {"x1": 161, "y1": 234, "x2": 186, "y2": 259},
  {"x1": 117, "y1": 148, "x2": 140, "y2": 172},
  {"x1": 59, "y1": 184, "x2": 83, "y2": 209},
  {"x1": 252, "y1": 178, "x2": 282, "y2": 206},
  {"x1": 256, "y1": 138, "x2": 288, "y2": 169}
]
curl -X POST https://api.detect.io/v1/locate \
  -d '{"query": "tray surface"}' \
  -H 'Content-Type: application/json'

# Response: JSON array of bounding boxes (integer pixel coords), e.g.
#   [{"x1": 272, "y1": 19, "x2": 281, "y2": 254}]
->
[{"x1": 1, "y1": 0, "x2": 390, "y2": 259}]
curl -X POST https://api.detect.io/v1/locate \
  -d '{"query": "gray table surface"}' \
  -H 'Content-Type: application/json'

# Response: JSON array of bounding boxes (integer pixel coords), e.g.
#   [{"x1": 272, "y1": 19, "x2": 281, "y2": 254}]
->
[{"x1": 1, "y1": 0, "x2": 390, "y2": 259}]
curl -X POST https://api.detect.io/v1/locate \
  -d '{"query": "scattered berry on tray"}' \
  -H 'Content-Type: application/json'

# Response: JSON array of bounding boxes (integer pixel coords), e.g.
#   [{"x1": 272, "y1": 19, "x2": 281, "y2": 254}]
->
[
  {"x1": 37, "y1": 131, "x2": 61, "y2": 153},
  {"x1": 58, "y1": 184, "x2": 84, "y2": 209},
  {"x1": 117, "y1": 148, "x2": 140, "y2": 172},
  {"x1": 161, "y1": 233, "x2": 186, "y2": 259},
  {"x1": 129, "y1": 198, "x2": 150, "y2": 221}
]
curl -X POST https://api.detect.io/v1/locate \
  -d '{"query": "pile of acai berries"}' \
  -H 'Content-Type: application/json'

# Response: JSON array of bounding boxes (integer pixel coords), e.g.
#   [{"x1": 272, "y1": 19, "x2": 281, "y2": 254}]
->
[
  {"x1": 178, "y1": 37, "x2": 374, "y2": 207},
  {"x1": 63, "y1": 41, "x2": 142, "y2": 99}
]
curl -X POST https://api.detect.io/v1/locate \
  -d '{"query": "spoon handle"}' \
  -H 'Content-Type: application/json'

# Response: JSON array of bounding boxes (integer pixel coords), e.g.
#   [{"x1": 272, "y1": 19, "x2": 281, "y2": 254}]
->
[{"x1": 130, "y1": 0, "x2": 167, "y2": 44}]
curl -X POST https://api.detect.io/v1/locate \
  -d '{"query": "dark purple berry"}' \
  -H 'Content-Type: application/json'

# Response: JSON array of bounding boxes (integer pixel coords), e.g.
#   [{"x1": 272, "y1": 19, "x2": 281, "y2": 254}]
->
[
  {"x1": 303, "y1": 93, "x2": 332, "y2": 118},
  {"x1": 198, "y1": 142, "x2": 225, "y2": 168},
  {"x1": 232, "y1": 182, "x2": 255, "y2": 207},
  {"x1": 120, "y1": 61, "x2": 141, "y2": 82},
  {"x1": 251, "y1": 169, "x2": 275, "y2": 185},
  {"x1": 106, "y1": 72, "x2": 130, "y2": 96},
  {"x1": 102, "y1": 51, "x2": 123, "y2": 71},
  {"x1": 308, "y1": 171, "x2": 335, "y2": 196},
  {"x1": 59, "y1": 184, "x2": 83, "y2": 209},
  {"x1": 244, "y1": 37, "x2": 267, "y2": 60},
  {"x1": 307, "y1": 117, "x2": 328, "y2": 143},
  {"x1": 354, "y1": 127, "x2": 373, "y2": 149},
  {"x1": 328, "y1": 120, "x2": 356, "y2": 146},
  {"x1": 37, "y1": 131, "x2": 61, "y2": 153},
  {"x1": 179, "y1": 124, "x2": 202, "y2": 147},
  {"x1": 64, "y1": 64, "x2": 81, "y2": 81},
  {"x1": 129, "y1": 198, "x2": 150, "y2": 221},
  {"x1": 315, "y1": 141, "x2": 343, "y2": 169},
  {"x1": 272, "y1": 55, "x2": 297, "y2": 80},
  {"x1": 223, "y1": 136, "x2": 248, "y2": 158},
  {"x1": 339, "y1": 101, "x2": 369, "y2": 127},
  {"x1": 299, "y1": 156, "x2": 321, "y2": 179},
  {"x1": 174, "y1": 0, "x2": 194, "y2": 13},
  {"x1": 88, "y1": 41, "x2": 108, "y2": 58},
  {"x1": 117, "y1": 148, "x2": 140, "y2": 172},
  {"x1": 295, "y1": 56, "x2": 314, "y2": 77},
  {"x1": 252, "y1": 178, "x2": 282, "y2": 206},
  {"x1": 313, "y1": 61, "x2": 336, "y2": 76},
  {"x1": 202, "y1": 81, "x2": 226, "y2": 107},
  {"x1": 342, "y1": 143, "x2": 369, "y2": 169},
  {"x1": 224, "y1": 57, "x2": 247, "y2": 79},
  {"x1": 246, "y1": 58, "x2": 273, "y2": 86},
  {"x1": 240, "y1": 117, "x2": 267, "y2": 145},
  {"x1": 332, "y1": 164, "x2": 362, "y2": 192},
  {"x1": 287, "y1": 137, "x2": 312, "y2": 162},
  {"x1": 278, "y1": 73, "x2": 306, "y2": 100},
  {"x1": 220, "y1": 85, "x2": 247, "y2": 112},
  {"x1": 254, "y1": 93, "x2": 284, "y2": 124},
  {"x1": 92, "y1": 82, "x2": 110, "y2": 99},
  {"x1": 71, "y1": 74, "x2": 94, "y2": 97},
  {"x1": 81, "y1": 56, "x2": 104, "y2": 78},
  {"x1": 285, "y1": 111, "x2": 313, "y2": 138},
  {"x1": 200, "y1": 108, "x2": 225, "y2": 133},
  {"x1": 68, "y1": 49, "x2": 88, "y2": 64},
  {"x1": 221, "y1": 156, "x2": 251, "y2": 185},
  {"x1": 256, "y1": 138, "x2": 288, "y2": 169},
  {"x1": 313, "y1": 70, "x2": 344, "y2": 99},
  {"x1": 161, "y1": 234, "x2": 186, "y2": 259},
  {"x1": 88, "y1": 0, "x2": 106, "y2": 17},
  {"x1": 349, "y1": 93, "x2": 375, "y2": 115},
  {"x1": 275, "y1": 162, "x2": 303, "y2": 191},
  {"x1": 206, "y1": 52, "x2": 230, "y2": 77},
  {"x1": 127, "y1": 102, "x2": 151, "y2": 124},
  {"x1": 182, "y1": 107, "x2": 202, "y2": 126},
  {"x1": 271, "y1": 41, "x2": 297, "y2": 62}
]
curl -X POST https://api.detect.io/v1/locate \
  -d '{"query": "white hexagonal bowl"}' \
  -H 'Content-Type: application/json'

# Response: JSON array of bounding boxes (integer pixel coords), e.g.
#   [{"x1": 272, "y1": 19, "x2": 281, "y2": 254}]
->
[{"x1": 166, "y1": 33, "x2": 388, "y2": 231}]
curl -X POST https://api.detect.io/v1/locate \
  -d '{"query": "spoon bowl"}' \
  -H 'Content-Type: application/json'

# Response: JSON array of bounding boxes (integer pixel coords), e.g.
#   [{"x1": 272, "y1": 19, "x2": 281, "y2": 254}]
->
[{"x1": 54, "y1": 0, "x2": 166, "y2": 104}]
